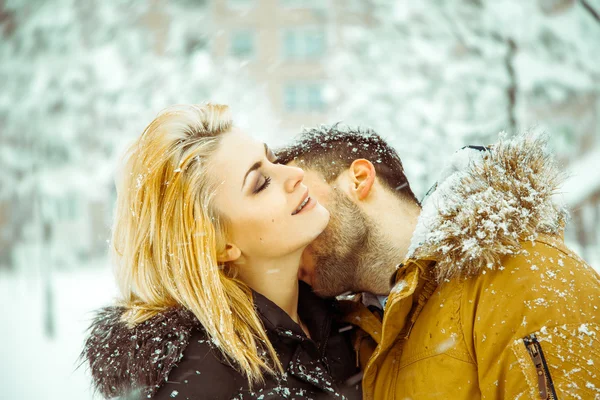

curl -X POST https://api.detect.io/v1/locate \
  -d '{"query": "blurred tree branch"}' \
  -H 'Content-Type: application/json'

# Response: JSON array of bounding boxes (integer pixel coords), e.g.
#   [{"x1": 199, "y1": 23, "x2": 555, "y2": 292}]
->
[
  {"x1": 0, "y1": 0, "x2": 15, "y2": 36},
  {"x1": 505, "y1": 38, "x2": 517, "y2": 134},
  {"x1": 581, "y1": 0, "x2": 600, "y2": 23}
]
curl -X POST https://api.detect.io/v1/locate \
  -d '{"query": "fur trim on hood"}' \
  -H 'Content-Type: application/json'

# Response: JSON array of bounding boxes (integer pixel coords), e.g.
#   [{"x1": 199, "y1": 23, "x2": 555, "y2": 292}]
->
[
  {"x1": 80, "y1": 306, "x2": 200, "y2": 399},
  {"x1": 407, "y1": 133, "x2": 568, "y2": 283}
]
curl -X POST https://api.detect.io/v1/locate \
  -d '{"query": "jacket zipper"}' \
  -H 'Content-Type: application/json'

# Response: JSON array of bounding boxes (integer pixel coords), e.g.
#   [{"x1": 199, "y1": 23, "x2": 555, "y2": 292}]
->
[
  {"x1": 319, "y1": 317, "x2": 332, "y2": 373},
  {"x1": 523, "y1": 334, "x2": 557, "y2": 400}
]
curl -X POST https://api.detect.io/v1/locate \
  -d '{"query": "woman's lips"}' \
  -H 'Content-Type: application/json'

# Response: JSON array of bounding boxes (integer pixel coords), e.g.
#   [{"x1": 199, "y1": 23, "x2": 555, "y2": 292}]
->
[
  {"x1": 294, "y1": 196, "x2": 316, "y2": 215},
  {"x1": 292, "y1": 191, "x2": 309, "y2": 215}
]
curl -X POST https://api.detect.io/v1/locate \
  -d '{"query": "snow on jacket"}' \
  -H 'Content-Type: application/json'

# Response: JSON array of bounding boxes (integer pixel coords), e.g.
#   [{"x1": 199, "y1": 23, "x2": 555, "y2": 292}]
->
[
  {"x1": 81, "y1": 281, "x2": 362, "y2": 399},
  {"x1": 343, "y1": 133, "x2": 600, "y2": 399}
]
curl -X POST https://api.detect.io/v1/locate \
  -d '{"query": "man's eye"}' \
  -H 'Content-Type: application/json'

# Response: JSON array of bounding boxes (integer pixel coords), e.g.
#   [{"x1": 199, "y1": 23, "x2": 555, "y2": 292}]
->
[{"x1": 254, "y1": 176, "x2": 271, "y2": 194}]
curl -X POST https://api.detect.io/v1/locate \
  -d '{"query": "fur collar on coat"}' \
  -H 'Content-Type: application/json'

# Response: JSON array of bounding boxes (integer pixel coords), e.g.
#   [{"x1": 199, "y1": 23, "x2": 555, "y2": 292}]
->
[{"x1": 407, "y1": 133, "x2": 568, "y2": 282}]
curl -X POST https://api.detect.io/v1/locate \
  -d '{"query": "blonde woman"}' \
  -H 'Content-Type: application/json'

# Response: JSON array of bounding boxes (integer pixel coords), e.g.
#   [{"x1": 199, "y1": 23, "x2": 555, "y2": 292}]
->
[{"x1": 81, "y1": 104, "x2": 361, "y2": 399}]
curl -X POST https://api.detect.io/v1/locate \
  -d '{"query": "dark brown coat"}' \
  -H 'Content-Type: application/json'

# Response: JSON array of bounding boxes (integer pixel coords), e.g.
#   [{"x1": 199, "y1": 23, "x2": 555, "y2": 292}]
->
[{"x1": 81, "y1": 282, "x2": 361, "y2": 399}]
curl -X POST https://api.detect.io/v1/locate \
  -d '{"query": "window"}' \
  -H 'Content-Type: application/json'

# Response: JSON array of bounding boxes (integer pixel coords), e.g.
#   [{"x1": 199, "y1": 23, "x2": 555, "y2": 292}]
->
[
  {"x1": 284, "y1": 83, "x2": 326, "y2": 112},
  {"x1": 283, "y1": 28, "x2": 325, "y2": 60},
  {"x1": 280, "y1": 0, "x2": 325, "y2": 8},
  {"x1": 230, "y1": 30, "x2": 255, "y2": 59}
]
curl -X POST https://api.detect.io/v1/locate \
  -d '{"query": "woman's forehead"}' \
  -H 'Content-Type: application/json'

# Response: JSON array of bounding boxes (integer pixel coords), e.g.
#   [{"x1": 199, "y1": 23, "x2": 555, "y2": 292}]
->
[{"x1": 210, "y1": 129, "x2": 266, "y2": 185}]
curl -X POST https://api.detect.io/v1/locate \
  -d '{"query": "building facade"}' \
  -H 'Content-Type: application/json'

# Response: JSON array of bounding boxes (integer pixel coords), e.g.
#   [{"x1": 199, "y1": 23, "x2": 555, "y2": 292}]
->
[{"x1": 210, "y1": 0, "x2": 370, "y2": 134}]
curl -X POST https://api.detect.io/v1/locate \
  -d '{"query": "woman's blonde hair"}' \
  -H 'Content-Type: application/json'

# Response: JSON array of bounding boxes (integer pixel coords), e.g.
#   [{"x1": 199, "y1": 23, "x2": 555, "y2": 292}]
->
[{"x1": 111, "y1": 103, "x2": 283, "y2": 386}]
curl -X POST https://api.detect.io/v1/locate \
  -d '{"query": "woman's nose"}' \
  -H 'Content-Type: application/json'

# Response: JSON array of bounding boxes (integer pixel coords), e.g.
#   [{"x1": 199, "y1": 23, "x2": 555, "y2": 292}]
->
[{"x1": 284, "y1": 166, "x2": 305, "y2": 193}]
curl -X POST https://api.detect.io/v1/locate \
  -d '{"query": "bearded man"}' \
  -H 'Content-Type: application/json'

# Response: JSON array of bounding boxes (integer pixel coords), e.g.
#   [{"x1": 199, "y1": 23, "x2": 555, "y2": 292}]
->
[{"x1": 277, "y1": 126, "x2": 600, "y2": 400}]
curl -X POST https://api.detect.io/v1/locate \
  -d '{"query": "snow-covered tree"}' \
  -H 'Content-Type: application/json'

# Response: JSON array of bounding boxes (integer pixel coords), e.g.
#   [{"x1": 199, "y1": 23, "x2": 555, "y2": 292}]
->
[
  {"x1": 0, "y1": 0, "x2": 280, "y2": 340},
  {"x1": 329, "y1": 0, "x2": 600, "y2": 197},
  {"x1": 0, "y1": 0, "x2": 278, "y2": 270}
]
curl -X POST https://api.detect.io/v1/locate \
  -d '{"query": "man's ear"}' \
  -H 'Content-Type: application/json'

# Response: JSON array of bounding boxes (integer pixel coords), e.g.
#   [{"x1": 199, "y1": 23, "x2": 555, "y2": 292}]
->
[
  {"x1": 217, "y1": 243, "x2": 242, "y2": 263},
  {"x1": 349, "y1": 159, "x2": 376, "y2": 200}
]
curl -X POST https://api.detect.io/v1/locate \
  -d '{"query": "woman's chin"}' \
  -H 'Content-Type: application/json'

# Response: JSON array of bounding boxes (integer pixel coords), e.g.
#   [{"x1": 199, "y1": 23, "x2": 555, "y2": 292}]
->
[{"x1": 313, "y1": 202, "x2": 331, "y2": 230}]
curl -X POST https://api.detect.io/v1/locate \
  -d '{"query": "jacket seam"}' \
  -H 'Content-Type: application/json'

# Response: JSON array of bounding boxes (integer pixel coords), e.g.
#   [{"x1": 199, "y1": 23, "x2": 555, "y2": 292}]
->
[
  {"x1": 532, "y1": 322, "x2": 600, "y2": 361},
  {"x1": 458, "y1": 279, "x2": 477, "y2": 364},
  {"x1": 533, "y1": 234, "x2": 564, "y2": 250},
  {"x1": 533, "y1": 236, "x2": 589, "y2": 266},
  {"x1": 398, "y1": 349, "x2": 476, "y2": 370}
]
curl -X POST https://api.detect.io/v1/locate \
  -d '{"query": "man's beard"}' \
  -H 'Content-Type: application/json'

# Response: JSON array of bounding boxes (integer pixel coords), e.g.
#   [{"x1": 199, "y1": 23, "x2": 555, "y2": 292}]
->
[{"x1": 309, "y1": 190, "x2": 397, "y2": 297}]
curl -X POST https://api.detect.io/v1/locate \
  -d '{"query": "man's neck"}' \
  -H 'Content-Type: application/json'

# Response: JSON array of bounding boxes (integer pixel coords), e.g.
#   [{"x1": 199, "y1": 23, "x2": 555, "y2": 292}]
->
[
  {"x1": 381, "y1": 199, "x2": 421, "y2": 263},
  {"x1": 361, "y1": 194, "x2": 421, "y2": 296}
]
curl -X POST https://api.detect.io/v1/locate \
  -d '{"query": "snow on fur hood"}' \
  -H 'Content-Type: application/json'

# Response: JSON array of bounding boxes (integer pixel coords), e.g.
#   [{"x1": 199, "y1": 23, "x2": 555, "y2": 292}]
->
[
  {"x1": 80, "y1": 306, "x2": 199, "y2": 399},
  {"x1": 406, "y1": 132, "x2": 568, "y2": 283}
]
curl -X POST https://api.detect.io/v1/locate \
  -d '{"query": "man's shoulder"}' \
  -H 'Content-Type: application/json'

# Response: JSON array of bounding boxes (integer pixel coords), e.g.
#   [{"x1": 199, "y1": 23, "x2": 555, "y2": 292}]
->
[
  {"x1": 459, "y1": 234, "x2": 597, "y2": 287},
  {"x1": 458, "y1": 234, "x2": 600, "y2": 335},
  {"x1": 498, "y1": 234, "x2": 597, "y2": 284}
]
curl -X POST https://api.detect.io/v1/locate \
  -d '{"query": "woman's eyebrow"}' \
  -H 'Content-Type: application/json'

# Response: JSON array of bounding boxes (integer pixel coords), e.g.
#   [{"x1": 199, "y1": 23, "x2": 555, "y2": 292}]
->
[{"x1": 241, "y1": 144, "x2": 269, "y2": 191}]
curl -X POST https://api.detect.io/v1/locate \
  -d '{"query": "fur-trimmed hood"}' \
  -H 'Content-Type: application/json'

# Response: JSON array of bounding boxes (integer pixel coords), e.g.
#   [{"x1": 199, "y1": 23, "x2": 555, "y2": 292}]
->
[
  {"x1": 80, "y1": 306, "x2": 200, "y2": 399},
  {"x1": 407, "y1": 133, "x2": 568, "y2": 282}
]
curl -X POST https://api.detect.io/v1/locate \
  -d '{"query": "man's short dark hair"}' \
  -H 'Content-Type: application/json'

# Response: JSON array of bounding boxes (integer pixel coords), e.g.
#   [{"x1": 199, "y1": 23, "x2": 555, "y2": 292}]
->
[{"x1": 277, "y1": 124, "x2": 419, "y2": 205}]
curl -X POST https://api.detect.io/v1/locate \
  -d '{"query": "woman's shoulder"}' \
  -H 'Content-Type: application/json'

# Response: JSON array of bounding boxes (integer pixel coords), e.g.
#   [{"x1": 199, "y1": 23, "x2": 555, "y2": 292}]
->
[
  {"x1": 154, "y1": 329, "x2": 250, "y2": 399},
  {"x1": 82, "y1": 305, "x2": 216, "y2": 399}
]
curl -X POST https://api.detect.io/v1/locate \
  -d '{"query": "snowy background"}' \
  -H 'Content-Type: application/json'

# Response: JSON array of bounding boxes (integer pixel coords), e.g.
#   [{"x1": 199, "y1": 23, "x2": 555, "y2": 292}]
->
[{"x1": 0, "y1": 1, "x2": 599, "y2": 398}]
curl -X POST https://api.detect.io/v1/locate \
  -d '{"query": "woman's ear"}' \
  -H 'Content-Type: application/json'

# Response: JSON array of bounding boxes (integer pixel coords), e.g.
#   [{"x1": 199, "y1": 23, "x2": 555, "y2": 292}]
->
[
  {"x1": 350, "y1": 159, "x2": 376, "y2": 200},
  {"x1": 217, "y1": 243, "x2": 242, "y2": 263}
]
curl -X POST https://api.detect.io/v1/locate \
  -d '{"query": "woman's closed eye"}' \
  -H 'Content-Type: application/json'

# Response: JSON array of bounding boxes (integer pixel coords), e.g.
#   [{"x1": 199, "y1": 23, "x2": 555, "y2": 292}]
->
[{"x1": 253, "y1": 176, "x2": 271, "y2": 194}]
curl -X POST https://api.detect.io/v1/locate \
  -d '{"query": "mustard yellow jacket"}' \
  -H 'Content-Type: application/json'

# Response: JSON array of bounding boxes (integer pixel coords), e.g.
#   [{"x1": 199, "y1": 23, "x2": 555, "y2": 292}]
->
[{"x1": 345, "y1": 136, "x2": 600, "y2": 399}]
